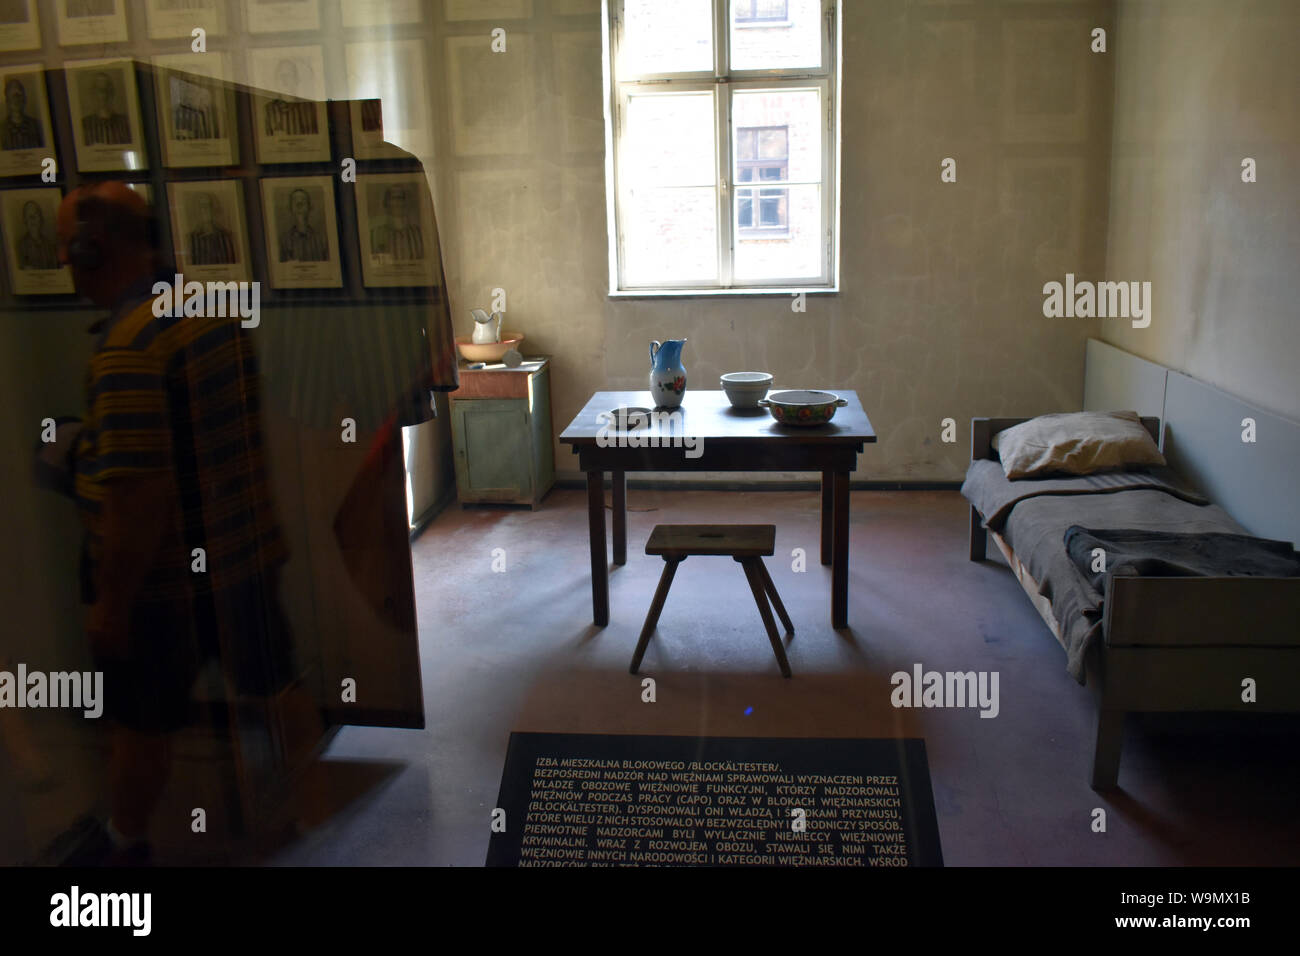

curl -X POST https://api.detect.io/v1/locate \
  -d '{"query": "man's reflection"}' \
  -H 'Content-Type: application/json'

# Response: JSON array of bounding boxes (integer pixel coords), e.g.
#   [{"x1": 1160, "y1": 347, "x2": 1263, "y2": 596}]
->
[{"x1": 40, "y1": 182, "x2": 319, "y2": 865}]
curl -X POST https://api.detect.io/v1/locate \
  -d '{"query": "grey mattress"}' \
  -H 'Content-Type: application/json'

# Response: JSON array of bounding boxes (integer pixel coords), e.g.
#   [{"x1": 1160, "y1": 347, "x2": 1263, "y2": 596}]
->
[{"x1": 964, "y1": 463, "x2": 1245, "y2": 683}]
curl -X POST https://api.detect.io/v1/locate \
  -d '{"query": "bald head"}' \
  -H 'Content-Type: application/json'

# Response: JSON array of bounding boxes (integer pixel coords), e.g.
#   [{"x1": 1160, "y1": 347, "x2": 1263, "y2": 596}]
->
[{"x1": 58, "y1": 181, "x2": 160, "y2": 306}]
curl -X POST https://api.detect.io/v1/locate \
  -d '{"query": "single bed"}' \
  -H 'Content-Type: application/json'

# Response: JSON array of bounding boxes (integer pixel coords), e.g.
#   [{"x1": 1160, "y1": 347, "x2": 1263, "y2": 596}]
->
[{"x1": 963, "y1": 415, "x2": 1300, "y2": 790}]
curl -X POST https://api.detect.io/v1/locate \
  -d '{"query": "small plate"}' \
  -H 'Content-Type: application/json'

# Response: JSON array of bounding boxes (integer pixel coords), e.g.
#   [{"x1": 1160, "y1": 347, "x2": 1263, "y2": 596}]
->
[{"x1": 602, "y1": 406, "x2": 652, "y2": 430}]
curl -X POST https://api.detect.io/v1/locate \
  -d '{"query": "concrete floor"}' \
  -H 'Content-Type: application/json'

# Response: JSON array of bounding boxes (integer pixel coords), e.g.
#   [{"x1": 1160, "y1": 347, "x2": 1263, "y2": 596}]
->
[{"x1": 268, "y1": 488, "x2": 1300, "y2": 866}]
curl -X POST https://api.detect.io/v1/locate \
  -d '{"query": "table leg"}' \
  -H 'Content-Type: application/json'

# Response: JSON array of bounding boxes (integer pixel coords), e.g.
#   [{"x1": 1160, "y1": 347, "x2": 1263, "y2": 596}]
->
[
  {"x1": 612, "y1": 469, "x2": 626, "y2": 566},
  {"x1": 820, "y1": 470, "x2": 833, "y2": 566},
  {"x1": 832, "y1": 470, "x2": 849, "y2": 628},
  {"x1": 586, "y1": 469, "x2": 608, "y2": 626}
]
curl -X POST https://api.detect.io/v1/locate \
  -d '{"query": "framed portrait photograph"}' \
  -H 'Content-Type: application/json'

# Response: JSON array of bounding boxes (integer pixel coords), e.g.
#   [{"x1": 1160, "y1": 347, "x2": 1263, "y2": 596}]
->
[
  {"x1": 152, "y1": 52, "x2": 238, "y2": 168},
  {"x1": 65, "y1": 59, "x2": 147, "y2": 173},
  {"x1": 167, "y1": 179, "x2": 250, "y2": 284},
  {"x1": 345, "y1": 40, "x2": 432, "y2": 160},
  {"x1": 249, "y1": 45, "x2": 330, "y2": 164},
  {"x1": 259, "y1": 175, "x2": 341, "y2": 289},
  {"x1": 144, "y1": 0, "x2": 225, "y2": 40},
  {"x1": 2, "y1": 187, "x2": 74, "y2": 294},
  {"x1": 0, "y1": 0, "x2": 41, "y2": 52},
  {"x1": 0, "y1": 65, "x2": 54, "y2": 177},
  {"x1": 244, "y1": 0, "x2": 320, "y2": 34},
  {"x1": 56, "y1": 0, "x2": 127, "y2": 47},
  {"x1": 354, "y1": 173, "x2": 437, "y2": 288},
  {"x1": 341, "y1": 0, "x2": 422, "y2": 28}
]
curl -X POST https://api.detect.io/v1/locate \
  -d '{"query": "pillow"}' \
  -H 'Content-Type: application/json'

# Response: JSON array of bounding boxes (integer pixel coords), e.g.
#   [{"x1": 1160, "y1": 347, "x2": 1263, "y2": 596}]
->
[{"x1": 992, "y1": 410, "x2": 1165, "y2": 479}]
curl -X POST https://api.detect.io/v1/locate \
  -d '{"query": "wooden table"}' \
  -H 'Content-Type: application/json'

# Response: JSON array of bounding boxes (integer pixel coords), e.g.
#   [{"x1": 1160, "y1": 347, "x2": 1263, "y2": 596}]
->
[{"x1": 559, "y1": 390, "x2": 876, "y2": 629}]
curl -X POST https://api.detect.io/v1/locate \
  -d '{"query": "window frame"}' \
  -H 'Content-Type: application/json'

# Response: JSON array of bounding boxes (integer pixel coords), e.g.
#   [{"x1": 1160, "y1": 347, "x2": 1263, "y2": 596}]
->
[{"x1": 603, "y1": 0, "x2": 840, "y2": 296}]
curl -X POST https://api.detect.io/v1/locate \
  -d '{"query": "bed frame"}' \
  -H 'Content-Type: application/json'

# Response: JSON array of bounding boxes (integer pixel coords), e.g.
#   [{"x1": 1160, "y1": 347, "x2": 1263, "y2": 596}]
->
[{"x1": 968, "y1": 417, "x2": 1300, "y2": 790}]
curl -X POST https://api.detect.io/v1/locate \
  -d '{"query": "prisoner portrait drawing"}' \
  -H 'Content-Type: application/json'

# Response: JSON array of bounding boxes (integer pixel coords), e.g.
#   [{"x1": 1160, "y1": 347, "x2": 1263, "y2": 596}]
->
[
  {"x1": 16, "y1": 198, "x2": 57, "y2": 269},
  {"x1": 260, "y1": 176, "x2": 340, "y2": 288},
  {"x1": 188, "y1": 191, "x2": 237, "y2": 265},
  {"x1": 264, "y1": 59, "x2": 317, "y2": 137},
  {"x1": 278, "y1": 187, "x2": 328, "y2": 263},
  {"x1": 171, "y1": 73, "x2": 219, "y2": 140},
  {"x1": 2, "y1": 188, "x2": 72, "y2": 293},
  {"x1": 369, "y1": 183, "x2": 424, "y2": 261},
  {"x1": 0, "y1": 76, "x2": 42, "y2": 150},
  {"x1": 80, "y1": 71, "x2": 131, "y2": 146},
  {"x1": 355, "y1": 173, "x2": 437, "y2": 288}
]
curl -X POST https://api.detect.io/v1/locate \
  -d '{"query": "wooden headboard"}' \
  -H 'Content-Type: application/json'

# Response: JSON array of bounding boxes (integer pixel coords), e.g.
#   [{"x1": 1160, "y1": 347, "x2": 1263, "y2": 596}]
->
[{"x1": 1162, "y1": 371, "x2": 1300, "y2": 548}]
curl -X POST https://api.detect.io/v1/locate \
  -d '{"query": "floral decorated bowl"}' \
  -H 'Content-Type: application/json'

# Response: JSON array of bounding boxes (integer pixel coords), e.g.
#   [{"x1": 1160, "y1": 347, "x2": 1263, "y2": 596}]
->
[{"x1": 757, "y1": 389, "x2": 848, "y2": 426}]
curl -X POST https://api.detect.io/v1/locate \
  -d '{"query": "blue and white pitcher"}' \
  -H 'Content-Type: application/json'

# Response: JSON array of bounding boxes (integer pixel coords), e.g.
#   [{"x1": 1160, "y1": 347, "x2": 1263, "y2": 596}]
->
[{"x1": 649, "y1": 339, "x2": 687, "y2": 408}]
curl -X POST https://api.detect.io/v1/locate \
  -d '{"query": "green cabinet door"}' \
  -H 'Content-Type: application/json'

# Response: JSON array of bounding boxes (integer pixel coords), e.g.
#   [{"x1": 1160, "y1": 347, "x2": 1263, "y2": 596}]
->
[{"x1": 451, "y1": 399, "x2": 533, "y2": 502}]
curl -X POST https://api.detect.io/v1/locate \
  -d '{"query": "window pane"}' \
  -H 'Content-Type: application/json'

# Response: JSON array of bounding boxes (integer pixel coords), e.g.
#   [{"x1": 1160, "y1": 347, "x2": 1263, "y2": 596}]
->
[
  {"x1": 622, "y1": 0, "x2": 713, "y2": 75},
  {"x1": 757, "y1": 128, "x2": 788, "y2": 159},
  {"x1": 626, "y1": 91, "x2": 716, "y2": 187},
  {"x1": 730, "y1": 0, "x2": 821, "y2": 71},
  {"x1": 733, "y1": 184, "x2": 821, "y2": 280},
  {"x1": 732, "y1": 88, "x2": 820, "y2": 184},
  {"x1": 737, "y1": 129, "x2": 756, "y2": 160},
  {"x1": 624, "y1": 187, "x2": 719, "y2": 284}
]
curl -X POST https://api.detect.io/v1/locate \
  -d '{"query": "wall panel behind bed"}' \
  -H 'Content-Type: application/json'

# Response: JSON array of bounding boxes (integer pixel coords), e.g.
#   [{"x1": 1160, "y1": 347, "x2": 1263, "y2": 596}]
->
[
  {"x1": 1162, "y1": 371, "x2": 1300, "y2": 548},
  {"x1": 1083, "y1": 339, "x2": 1168, "y2": 431}
]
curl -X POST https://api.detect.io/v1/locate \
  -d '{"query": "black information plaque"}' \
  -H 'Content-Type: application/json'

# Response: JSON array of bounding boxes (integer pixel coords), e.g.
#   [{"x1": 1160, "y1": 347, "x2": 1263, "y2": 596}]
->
[{"x1": 486, "y1": 733, "x2": 943, "y2": 867}]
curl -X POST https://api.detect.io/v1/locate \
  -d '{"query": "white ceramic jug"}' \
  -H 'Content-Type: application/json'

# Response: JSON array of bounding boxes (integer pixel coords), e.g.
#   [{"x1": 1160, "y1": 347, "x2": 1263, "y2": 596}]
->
[{"x1": 471, "y1": 309, "x2": 503, "y2": 344}]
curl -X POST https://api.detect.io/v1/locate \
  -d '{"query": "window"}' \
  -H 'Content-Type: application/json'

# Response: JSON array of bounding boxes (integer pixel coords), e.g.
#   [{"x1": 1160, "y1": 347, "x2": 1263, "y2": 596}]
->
[
  {"x1": 735, "y1": 0, "x2": 789, "y2": 24},
  {"x1": 737, "y1": 126, "x2": 789, "y2": 235},
  {"x1": 604, "y1": 0, "x2": 839, "y2": 293}
]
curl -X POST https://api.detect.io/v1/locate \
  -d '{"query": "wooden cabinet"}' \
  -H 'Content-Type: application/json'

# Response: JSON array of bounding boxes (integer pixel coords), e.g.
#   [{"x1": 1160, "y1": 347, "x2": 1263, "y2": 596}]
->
[{"x1": 449, "y1": 359, "x2": 554, "y2": 508}]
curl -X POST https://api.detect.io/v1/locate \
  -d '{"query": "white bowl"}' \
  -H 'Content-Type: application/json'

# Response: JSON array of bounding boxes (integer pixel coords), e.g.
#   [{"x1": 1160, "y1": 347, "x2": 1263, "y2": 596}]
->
[{"x1": 721, "y1": 371, "x2": 773, "y2": 408}]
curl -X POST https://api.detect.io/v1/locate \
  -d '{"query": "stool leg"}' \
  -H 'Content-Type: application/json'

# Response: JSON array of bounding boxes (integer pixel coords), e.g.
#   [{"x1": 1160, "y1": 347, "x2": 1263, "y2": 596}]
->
[
  {"x1": 630, "y1": 557, "x2": 681, "y2": 674},
  {"x1": 755, "y1": 559, "x2": 793, "y2": 635},
  {"x1": 739, "y1": 557, "x2": 792, "y2": 678}
]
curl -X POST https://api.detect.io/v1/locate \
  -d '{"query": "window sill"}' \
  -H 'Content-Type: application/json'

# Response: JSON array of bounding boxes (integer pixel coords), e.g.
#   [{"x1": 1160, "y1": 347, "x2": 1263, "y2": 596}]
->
[
  {"x1": 609, "y1": 286, "x2": 838, "y2": 299},
  {"x1": 734, "y1": 20, "x2": 793, "y2": 30}
]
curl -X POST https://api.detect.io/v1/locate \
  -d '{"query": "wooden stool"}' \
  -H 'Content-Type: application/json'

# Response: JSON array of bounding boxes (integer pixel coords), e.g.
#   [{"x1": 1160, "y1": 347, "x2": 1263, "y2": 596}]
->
[{"x1": 630, "y1": 524, "x2": 794, "y2": 678}]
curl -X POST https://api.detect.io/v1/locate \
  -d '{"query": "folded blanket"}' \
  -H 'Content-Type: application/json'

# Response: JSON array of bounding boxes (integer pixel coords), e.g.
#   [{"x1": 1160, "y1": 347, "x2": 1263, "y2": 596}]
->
[
  {"x1": 961, "y1": 459, "x2": 1208, "y2": 532},
  {"x1": 1065, "y1": 527, "x2": 1300, "y2": 593}
]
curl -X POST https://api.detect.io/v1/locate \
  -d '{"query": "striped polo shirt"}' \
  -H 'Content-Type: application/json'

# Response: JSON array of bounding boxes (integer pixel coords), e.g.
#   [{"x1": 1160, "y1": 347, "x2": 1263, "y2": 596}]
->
[{"x1": 75, "y1": 277, "x2": 287, "y2": 605}]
